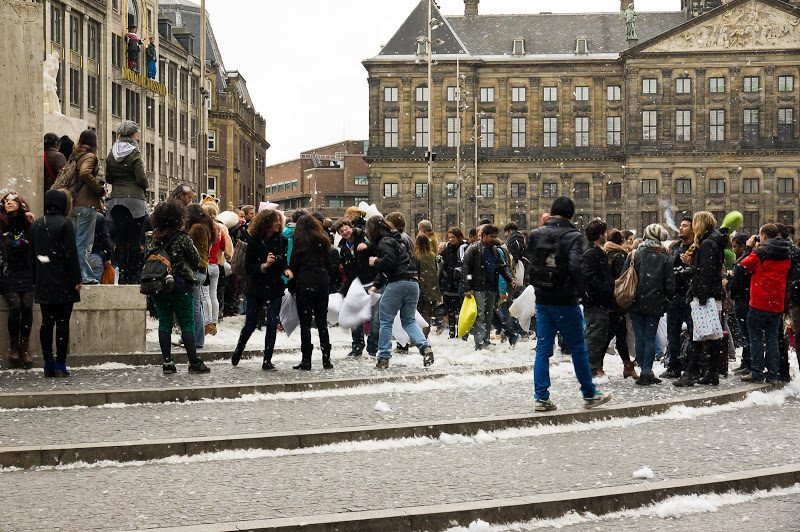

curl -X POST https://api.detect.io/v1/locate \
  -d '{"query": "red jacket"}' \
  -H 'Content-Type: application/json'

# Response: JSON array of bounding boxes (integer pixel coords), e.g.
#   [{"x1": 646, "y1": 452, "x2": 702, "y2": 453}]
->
[{"x1": 740, "y1": 238, "x2": 791, "y2": 313}]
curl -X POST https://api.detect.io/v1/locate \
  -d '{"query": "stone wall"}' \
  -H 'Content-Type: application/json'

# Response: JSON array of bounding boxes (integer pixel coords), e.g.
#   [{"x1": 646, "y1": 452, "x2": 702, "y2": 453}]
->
[
  {"x1": 0, "y1": 286, "x2": 148, "y2": 359},
  {"x1": 0, "y1": 0, "x2": 44, "y2": 215}
]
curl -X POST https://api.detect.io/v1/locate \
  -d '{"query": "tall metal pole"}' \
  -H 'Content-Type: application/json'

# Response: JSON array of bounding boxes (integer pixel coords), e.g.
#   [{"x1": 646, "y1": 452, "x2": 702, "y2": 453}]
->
[
  {"x1": 455, "y1": 59, "x2": 461, "y2": 231},
  {"x1": 426, "y1": 0, "x2": 434, "y2": 223},
  {"x1": 474, "y1": 95, "x2": 479, "y2": 228},
  {"x1": 200, "y1": 0, "x2": 208, "y2": 195}
]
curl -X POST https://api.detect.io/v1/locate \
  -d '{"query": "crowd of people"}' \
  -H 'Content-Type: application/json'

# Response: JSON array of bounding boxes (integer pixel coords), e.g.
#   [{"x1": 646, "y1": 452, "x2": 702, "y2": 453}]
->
[{"x1": 2, "y1": 123, "x2": 799, "y2": 410}]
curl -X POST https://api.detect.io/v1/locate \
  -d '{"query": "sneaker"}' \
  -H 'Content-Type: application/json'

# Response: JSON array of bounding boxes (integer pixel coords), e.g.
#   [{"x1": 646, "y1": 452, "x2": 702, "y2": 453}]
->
[
  {"x1": 534, "y1": 398, "x2": 557, "y2": 412},
  {"x1": 367, "y1": 352, "x2": 377, "y2": 358},
  {"x1": 346, "y1": 350, "x2": 363, "y2": 358},
  {"x1": 509, "y1": 334, "x2": 520, "y2": 347},
  {"x1": 394, "y1": 344, "x2": 408, "y2": 353},
  {"x1": 204, "y1": 323, "x2": 217, "y2": 336},
  {"x1": 261, "y1": 361, "x2": 277, "y2": 371},
  {"x1": 375, "y1": 359, "x2": 389, "y2": 369},
  {"x1": 659, "y1": 368, "x2": 681, "y2": 379},
  {"x1": 53, "y1": 362, "x2": 70, "y2": 377},
  {"x1": 741, "y1": 373, "x2": 765, "y2": 383},
  {"x1": 583, "y1": 391, "x2": 612, "y2": 409},
  {"x1": 733, "y1": 365, "x2": 750, "y2": 375},
  {"x1": 188, "y1": 361, "x2": 211, "y2": 374},
  {"x1": 162, "y1": 362, "x2": 177, "y2": 375},
  {"x1": 420, "y1": 346, "x2": 434, "y2": 367}
]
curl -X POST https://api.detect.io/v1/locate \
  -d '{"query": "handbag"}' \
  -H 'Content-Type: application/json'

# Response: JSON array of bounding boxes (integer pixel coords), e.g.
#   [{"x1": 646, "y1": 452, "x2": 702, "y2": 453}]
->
[
  {"x1": 614, "y1": 250, "x2": 638, "y2": 310},
  {"x1": 690, "y1": 298, "x2": 723, "y2": 341},
  {"x1": 279, "y1": 289, "x2": 300, "y2": 337},
  {"x1": 101, "y1": 262, "x2": 116, "y2": 285}
]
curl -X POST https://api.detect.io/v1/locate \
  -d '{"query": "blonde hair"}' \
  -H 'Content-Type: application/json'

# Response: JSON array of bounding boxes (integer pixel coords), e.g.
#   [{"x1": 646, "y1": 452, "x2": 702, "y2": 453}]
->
[
  {"x1": 201, "y1": 201, "x2": 220, "y2": 218},
  {"x1": 692, "y1": 211, "x2": 717, "y2": 245}
]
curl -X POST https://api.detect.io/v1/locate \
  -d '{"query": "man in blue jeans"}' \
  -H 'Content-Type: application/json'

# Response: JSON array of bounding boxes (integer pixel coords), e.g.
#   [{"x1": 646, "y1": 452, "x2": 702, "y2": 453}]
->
[{"x1": 526, "y1": 197, "x2": 611, "y2": 411}]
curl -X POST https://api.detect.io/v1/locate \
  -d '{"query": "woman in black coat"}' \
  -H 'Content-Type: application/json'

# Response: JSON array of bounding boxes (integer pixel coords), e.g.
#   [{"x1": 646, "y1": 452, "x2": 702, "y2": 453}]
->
[
  {"x1": 439, "y1": 227, "x2": 464, "y2": 339},
  {"x1": 287, "y1": 215, "x2": 332, "y2": 370},
  {"x1": 1, "y1": 192, "x2": 35, "y2": 368},
  {"x1": 30, "y1": 189, "x2": 82, "y2": 377},
  {"x1": 231, "y1": 209, "x2": 290, "y2": 370}
]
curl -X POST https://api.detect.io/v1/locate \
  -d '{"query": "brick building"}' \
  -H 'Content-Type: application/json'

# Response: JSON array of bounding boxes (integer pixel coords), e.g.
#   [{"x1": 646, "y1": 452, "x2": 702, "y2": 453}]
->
[
  {"x1": 264, "y1": 141, "x2": 371, "y2": 219},
  {"x1": 363, "y1": 0, "x2": 800, "y2": 235}
]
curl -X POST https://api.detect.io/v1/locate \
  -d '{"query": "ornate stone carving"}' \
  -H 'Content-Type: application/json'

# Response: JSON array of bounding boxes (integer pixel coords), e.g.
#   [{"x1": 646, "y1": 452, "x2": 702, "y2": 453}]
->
[
  {"x1": 401, "y1": 77, "x2": 412, "y2": 85},
  {"x1": 528, "y1": 172, "x2": 540, "y2": 181},
  {"x1": 729, "y1": 167, "x2": 742, "y2": 179},
  {"x1": 432, "y1": 74, "x2": 444, "y2": 86},
  {"x1": 696, "y1": 167, "x2": 708, "y2": 179},
  {"x1": 497, "y1": 173, "x2": 509, "y2": 181},
  {"x1": 647, "y1": 3, "x2": 800, "y2": 52},
  {"x1": 560, "y1": 76, "x2": 572, "y2": 85},
  {"x1": 623, "y1": 168, "x2": 640, "y2": 179},
  {"x1": 661, "y1": 168, "x2": 674, "y2": 178},
  {"x1": 764, "y1": 65, "x2": 775, "y2": 75},
  {"x1": 762, "y1": 167, "x2": 775, "y2": 178},
  {"x1": 367, "y1": 77, "x2": 381, "y2": 87}
]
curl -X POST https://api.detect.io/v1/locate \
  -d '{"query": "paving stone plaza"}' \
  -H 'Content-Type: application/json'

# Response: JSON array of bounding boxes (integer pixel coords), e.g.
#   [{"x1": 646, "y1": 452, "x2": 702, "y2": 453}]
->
[{"x1": 1, "y1": 319, "x2": 799, "y2": 530}]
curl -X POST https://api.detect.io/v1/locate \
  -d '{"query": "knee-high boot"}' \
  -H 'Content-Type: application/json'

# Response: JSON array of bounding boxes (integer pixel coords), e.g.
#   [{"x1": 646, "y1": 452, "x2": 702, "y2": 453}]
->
[{"x1": 698, "y1": 339, "x2": 722, "y2": 385}]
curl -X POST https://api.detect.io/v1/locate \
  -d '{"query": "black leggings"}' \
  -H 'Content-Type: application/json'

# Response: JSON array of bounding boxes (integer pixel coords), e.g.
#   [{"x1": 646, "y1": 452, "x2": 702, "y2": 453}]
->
[
  {"x1": 443, "y1": 295, "x2": 461, "y2": 337},
  {"x1": 2, "y1": 290, "x2": 34, "y2": 338},
  {"x1": 110, "y1": 206, "x2": 146, "y2": 285},
  {"x1": 296, "y1": 288, "x2": 331, "y2": 357},
  {"x1": 40, "y1": 303, "x2": 74, "y2": 362}
]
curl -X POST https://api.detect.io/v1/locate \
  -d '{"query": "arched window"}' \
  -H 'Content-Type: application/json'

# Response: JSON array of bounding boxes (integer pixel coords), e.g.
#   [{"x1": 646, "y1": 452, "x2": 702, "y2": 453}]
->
[{"x1": 127, "y1": 0, "x2": 139, "y2": 29}]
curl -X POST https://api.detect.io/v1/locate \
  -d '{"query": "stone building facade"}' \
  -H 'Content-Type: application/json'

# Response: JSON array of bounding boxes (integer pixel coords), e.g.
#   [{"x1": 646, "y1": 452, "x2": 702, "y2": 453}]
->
[
  {"x1": 160, "y1": 1, "x2": 269, "y2": 210},
  {"x1": 44, "y1": 0, "x2": 204, "y2": 203},
  {"x1": 363, "y1": 0, "x2": 800, "y2": 235},
  {"x1": 264, "y1": 141, "x2": 371, "y2": 219}
]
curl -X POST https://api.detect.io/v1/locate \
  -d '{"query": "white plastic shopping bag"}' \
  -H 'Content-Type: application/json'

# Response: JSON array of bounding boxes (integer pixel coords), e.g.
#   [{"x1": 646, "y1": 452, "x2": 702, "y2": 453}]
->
[
  {"x1": 392, "y1": 311, "x2": 429, "y2": 347},
  {"x1": 509, "y1": 285, "x2": 536, "y2": 332},
  {"x1": 280, "y1": 289, "x2": 300, "y2": 337},
  {"x1": 690, "y1": 298, "x2": 723, "y2": 341},
  {"x1": 513, "y1": 261, "x2": 525, "y2": 286},
  {"x1": 327, "y1": 293, "x2": 343, "y2": 324},
  {"x1": 339, "y1": 278, "x2": 373, "y2": 329}
]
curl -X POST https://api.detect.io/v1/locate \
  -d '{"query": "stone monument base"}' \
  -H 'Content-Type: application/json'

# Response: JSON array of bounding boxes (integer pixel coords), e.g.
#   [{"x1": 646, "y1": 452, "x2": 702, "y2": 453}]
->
[
  {"x1": 0, "y1": 285, "x2": 147, "y2": 363},
  {"x1": 44, "y1": 112, "x2": 90, "y2": 144}
]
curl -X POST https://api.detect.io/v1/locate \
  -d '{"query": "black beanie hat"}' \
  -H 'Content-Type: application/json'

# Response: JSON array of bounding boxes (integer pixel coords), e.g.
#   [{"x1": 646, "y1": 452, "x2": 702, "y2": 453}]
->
[
  {"x1": 44, "y1": 189, "x2": 68, "y2": 215},
  {"x1": 550, "y1": 196, "x2": 575, "y2": 219}
]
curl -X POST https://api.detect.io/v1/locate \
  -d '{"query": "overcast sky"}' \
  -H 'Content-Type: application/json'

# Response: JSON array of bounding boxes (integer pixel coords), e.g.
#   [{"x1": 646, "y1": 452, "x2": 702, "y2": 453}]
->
[{"x1": 204, "y1": 0, "x2": 679, "y2": 164}]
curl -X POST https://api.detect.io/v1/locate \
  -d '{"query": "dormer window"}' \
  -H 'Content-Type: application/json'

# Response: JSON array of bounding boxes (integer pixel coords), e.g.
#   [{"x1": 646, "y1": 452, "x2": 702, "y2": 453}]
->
[
  {"x1": 512, "y1": 38, "x2": 526, "y2": 56},
  {"x1": 576, "y1": 36, "x2": 588, "y2": 54},
  {"x1": 416, "y1": 38, "x2": 428, "y2": 56}
]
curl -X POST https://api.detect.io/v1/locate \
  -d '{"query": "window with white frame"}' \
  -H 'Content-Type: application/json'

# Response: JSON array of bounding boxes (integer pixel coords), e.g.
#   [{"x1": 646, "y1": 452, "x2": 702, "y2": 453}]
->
[
  {"x1": 543, "y1": 86, "x2": 558, "y2": 102},
  {"x1": 642, "y1": 111, "x2": 657, "y2": 141},
  {"x1": 354, "y1": 175, "x2": 369, "y2": 186},
  {"x1": 415, "y1": 183, "x2": 428, "y2": 198},
  {"x1": 207, "y1": 175, "x2": 216, "y2": 194},
  {"x1": 543, "y1": 117, "x2": 558, "y2": 147},
  {"x1": 384, "y1": 87, "x2": 399, "y2": 102},
  {"x1": 607, "y1": 116, "x2": 621, "y2": 146},
  {"x1": 480, "y1": 117, "x2": 495, "y2": 147},
  {"x1": 511, "y1": 87, "x2": 526, "y2": 102},
  {"x1": 743, "y1": 109, "x2": 759, "y2": 144},
  {"x1": 675, "y1": 178, "x2": 692, "y2": 194},
  {"x1": 778, "y1": 178, "x2": 794, "y2": 194},
  {"x1": 778, "y1": 108, "x2": 795, "y2": 142},
  {"x1": 607, "y1": 85, "x2": 621, "y2": 101},
  {"x1": 446, "y1": 182, "x2": 458, "y2": 197},
  {"x1": 447, "y1": 86, "x2": 458, "y2": 101},
  {"x1": 641, "y1": 179, "x2": 658, "y2": 195},
  {"x1": 415, "y1": 117, "x2": 429, "y2": 147},
  {"x1": 642, "y1": 78, "x2": 658, "y2": 94},
  {"x1": 675, "y1": 78, "x2": 691, "y2": 94},
  {"x1": 511, "y1": 117, "x2": 526, "y2": 148},
  {"x1": 384, "y1": 117, "x2": 399, "y2": 147},
  {"x1": 676, "y1": 110, "x2": 691, "y2": 141},
  {"x1": 383, "y1": 183, "x2": 399, "y2": 198},
  {"x1": 207, "y1": 129, "x2": 216, "y2": 151},
  {"x1": 415, "y1": 86, "x2": 428, "y2": 102},
  {"x1": 480, "y1": 87, "x2": 495, "y2": 103},
  {"x1": 743, "y1": 76, "x2": 760, "y2": 93},
  {"x1": 710, "y1": 109, "x2": 725, "y2": 141},
  {"x1": 574, "y1": 86, "x2": 589, "y2": 101},
  {"x1": 542, "y1": 182, "x2": 558, "y2": 198},
  {"x1": 575, "y1": 117, "x2": 589, "y2": 147},
  {"x1": 709, "y1": 77, "x2": 725, "y2": 93},
  {"x1": 743, "y1": 178, "x2": 759, "y2": 194},
  {"x1": 479, "y1": 183, "x2": 495, "y2": 198},
  {"x1": 709, "y1": 179, "x2": 726, "y2": 194},
  {"x1": 779, "y1": 76, "x2": 795, "y2": 92},
  {"x1": 447, "y1": 117, "x2": 460, "y2": 147}
]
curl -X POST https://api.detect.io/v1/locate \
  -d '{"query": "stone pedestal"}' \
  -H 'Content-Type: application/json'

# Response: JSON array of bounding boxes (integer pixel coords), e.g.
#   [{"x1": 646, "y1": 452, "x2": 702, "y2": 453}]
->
[
  {"x1": 44, "y1": 113, "x2": 91, "y2": 147},
  {"x1": 0, "y1": 0, "x2": 44, "y2": 215},
  {"x1": 0, "y1": 286, "x2": 148, "y2": 360}
]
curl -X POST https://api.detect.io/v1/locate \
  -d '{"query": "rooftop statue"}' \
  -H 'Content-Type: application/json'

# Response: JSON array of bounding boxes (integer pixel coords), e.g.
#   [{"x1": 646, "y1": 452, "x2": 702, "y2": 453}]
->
[{"x1": 624, "y1": 2, "x2": 638, "y2": 41}]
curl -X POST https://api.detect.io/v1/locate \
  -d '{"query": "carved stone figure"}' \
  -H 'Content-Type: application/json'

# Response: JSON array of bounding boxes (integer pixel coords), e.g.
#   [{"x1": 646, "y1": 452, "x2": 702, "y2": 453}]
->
[
  {"x1": 43, "y1": 52, "x2": 62, "y2": 115},
  {"x1": 624, "y1": 3, "x2": 637, "y2": 41}
]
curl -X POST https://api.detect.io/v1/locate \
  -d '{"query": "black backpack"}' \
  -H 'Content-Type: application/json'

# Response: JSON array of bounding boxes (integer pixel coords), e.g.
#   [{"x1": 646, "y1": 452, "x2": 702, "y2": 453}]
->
[
  {"x1": 529, "y1": 228, "x2": 564, "y2": 290},
  {"x1": 140, "y1": 231, "x2": 182, "y2": 296}
]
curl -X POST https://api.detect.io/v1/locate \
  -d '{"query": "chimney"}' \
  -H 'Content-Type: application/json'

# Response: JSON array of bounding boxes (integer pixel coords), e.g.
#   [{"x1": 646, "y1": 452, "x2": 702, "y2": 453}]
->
[{"x1": 465, "y1": 0, "x2": 479, "y2": 16}]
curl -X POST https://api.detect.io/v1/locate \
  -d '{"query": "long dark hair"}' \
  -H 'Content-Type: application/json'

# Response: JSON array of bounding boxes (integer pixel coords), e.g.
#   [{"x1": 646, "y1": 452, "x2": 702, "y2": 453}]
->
[
  {"x1": 366, "y1": 215, "x2": 392, "y2": 244},
  {"x1": 249, "y1": 209, "x2": 283, "y2": 239},
  {"x1": 151, "y1": 200, "x2": 186, "y2": 241},
  {"x1": 292, "y1": 214, "x2": 331, "y2": 253},
  {"x1": 77, "y1": 129, "x2": 97, "y2": 152},
  {"x1": 0, "y1": 191, "x2": 31, "y2": 232},
  {"x1": 185, "y1": 203, "x2": 214, "y2": 243}
]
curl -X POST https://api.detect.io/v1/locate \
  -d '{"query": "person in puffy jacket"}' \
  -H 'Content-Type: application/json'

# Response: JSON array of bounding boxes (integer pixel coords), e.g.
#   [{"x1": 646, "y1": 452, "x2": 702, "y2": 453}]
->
[
  {"x1": 622, "y1": 224, "x2": 675, "y2": 386},
  {"x1": 581, "y1": 219, "x2": 614, "y2": 376},
  {"x1": 439, "y1": 227, "x2": 465, "y2": 338},
  {"x1": 740, "y1": 224, "x2": 791, "y2": 383},
  {"x1": 30, "y1": 189, "x2": 82, "y2": 377},
  {"x1": 67, "y1": 129, "x2": 103, "y2": 285},
  {"x1": 367, "y1": 216, "x2": 433, "y2": 369},
  {"x1": 602, "y1": 229, "x2": 637, "y2": 379},
  {"x1": 231, "y1": 209, "x2": 290, "y2": 370}
]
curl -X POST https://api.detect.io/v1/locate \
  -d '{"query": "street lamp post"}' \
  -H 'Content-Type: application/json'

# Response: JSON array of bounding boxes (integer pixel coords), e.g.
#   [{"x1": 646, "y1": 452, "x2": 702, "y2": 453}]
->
[{"x1": 426, "y1": 0, "x2": 434, "y2": 225}]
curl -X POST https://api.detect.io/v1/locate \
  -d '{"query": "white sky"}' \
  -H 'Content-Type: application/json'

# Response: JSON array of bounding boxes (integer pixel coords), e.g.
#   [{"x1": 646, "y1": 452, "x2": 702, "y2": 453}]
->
[{"x1": 204, "y1": 0, "x2": 679, "y2": 164}]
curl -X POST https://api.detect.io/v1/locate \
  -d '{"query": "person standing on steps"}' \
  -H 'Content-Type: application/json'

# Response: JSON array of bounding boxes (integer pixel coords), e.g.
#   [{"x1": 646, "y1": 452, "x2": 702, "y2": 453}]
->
[
  {"x1": 581, "y1": 219, "x2": 615, "y2": 377},
  {"x1": 231, "y1": 209, "x2": 290, "y2": 371},
  {"x1": 662, "y1": 217, "x2": 695, "y2": 380},
  {"x1": 1, "y1": 192, "x2": 36, "y2": 369},
  {"x1": 185, "y1": 204, "x2": 214, "y2": 350},
  {"x1": 602, "y1": 229, "x2": 638, "y2": 379},
  {"x1": 147, "y1": 200, "x2": 210, "y2": 375},
  {"x1": 30, "y1": 189, "x2": 82, "y2": 377},
  {"x1": 526, "y1": 197, "x2": 611, "y2": 411},
  {"x1": 367, "y1": 216, "x2": 434, "y2": 369},
  {"x1": 287, "y1": 215, "x2": 332, "y2": 370},
  {"x1": 66, "y1": 129, "x2": 103, "y2": 286}
]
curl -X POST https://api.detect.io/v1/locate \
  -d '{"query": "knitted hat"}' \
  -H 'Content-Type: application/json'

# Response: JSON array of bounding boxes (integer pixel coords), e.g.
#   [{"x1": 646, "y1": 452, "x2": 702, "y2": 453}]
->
[{"x1": 644, "y1": 223, "x2": 669, "y2": 243}]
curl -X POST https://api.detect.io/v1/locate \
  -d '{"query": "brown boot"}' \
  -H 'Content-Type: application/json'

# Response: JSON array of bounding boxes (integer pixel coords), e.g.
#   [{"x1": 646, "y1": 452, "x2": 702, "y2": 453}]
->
[
  {"x1": 623, "y1": 360, "x2": 639, "y2": 379},
  {"x1": 19, "y1": 337, "x2": 33, "y2": 370},
  {"x1": 6, "y1": 336, "x2": 20, "y2": 369}
]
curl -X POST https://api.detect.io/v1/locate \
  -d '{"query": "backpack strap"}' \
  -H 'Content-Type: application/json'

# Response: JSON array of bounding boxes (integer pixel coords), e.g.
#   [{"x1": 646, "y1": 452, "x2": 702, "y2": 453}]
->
[{"x1": 147, "y1": 230, "x2": 183, "y2": 260}]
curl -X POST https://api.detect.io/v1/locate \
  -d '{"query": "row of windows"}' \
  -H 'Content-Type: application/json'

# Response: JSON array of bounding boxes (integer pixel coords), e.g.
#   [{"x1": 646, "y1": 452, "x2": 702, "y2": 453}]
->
[
  {"x1": 267, "y1": 180, "x2": 299, "y2": 194},
  {"x1": 379, "y1": 177, "x2": 794, "y2": 200},
  {"x1": 384, "y1": 108, "x2": 795, "y2": 148},
  {"x1": 385, "y1": 75, "x2": 796, "y2": 105}
]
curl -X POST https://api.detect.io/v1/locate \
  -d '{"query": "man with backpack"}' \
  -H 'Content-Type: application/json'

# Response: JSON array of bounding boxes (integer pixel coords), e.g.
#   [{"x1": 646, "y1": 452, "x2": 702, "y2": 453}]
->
[{"x1": 526, "y1": 197, "x2": 611, "y2": 411}]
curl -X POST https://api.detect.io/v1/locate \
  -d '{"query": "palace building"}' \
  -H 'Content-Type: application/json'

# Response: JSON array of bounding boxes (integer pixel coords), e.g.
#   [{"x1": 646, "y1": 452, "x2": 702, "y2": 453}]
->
[{"x1": 363, "y1": 0, "x2": 800, "y2": 235}]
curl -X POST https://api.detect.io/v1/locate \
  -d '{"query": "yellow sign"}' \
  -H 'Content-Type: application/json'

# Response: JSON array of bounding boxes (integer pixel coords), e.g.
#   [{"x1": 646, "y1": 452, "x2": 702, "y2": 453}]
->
[{"x1": 122, "y1": 67, "x2": 167, "y2": 97}]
